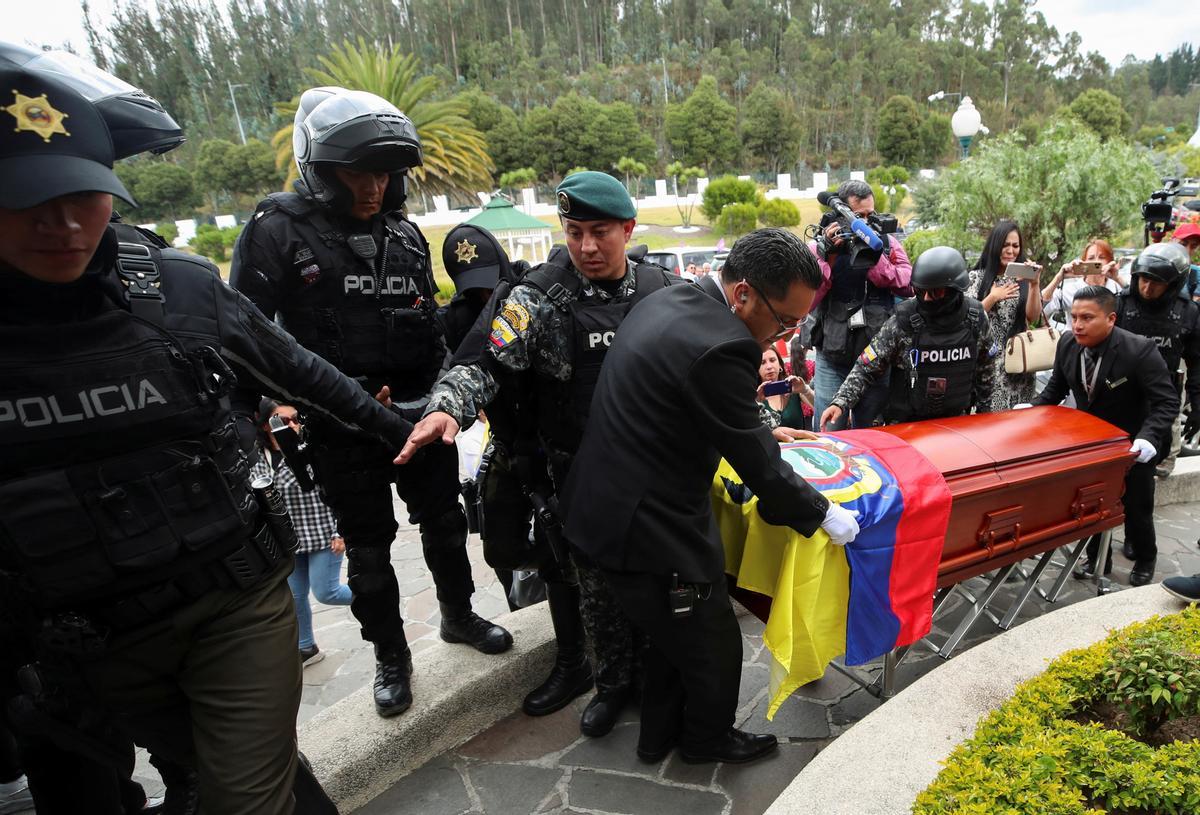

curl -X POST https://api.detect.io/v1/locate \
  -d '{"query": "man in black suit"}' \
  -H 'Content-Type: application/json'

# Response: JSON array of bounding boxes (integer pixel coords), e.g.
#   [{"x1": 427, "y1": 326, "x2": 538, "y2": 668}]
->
[
  {"x1": 560, "y1": 228, "x2": 861, "y2": 765},
  {"x1": 1034, "y1": 286, "x2": 1179, "y2": 586}
]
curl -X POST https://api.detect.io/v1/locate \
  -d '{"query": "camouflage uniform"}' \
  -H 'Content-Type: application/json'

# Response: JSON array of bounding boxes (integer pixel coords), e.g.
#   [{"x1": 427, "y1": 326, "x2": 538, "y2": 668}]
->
[
  {"x1": 831, "y1": 298, "x2": 997, "y2": 421},
  {"x1": 428, "y1": 258, "x2": 662, "y2": 697}
]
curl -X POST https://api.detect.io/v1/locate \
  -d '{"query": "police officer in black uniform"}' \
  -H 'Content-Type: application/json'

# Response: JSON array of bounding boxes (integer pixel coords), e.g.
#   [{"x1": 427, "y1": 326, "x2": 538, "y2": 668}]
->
[
  {"x1": 231, "y1": 87, "x2": 511, "y2": 719},
  {"x1": 819, "y1": 246, "x2": 994, "y2": 429},
  {"x1": 437, "y1": 223, "x2": 524, "y2": 355},
  {"x1": 1116, "y1": 242, "x2": 1200, "y2": 553},
  {"x1": 401, "y1": 172, "x2": 685, "y2": 737},
  {"x1": 0, "y1": 63, "x2": 412, "y2": 813}
]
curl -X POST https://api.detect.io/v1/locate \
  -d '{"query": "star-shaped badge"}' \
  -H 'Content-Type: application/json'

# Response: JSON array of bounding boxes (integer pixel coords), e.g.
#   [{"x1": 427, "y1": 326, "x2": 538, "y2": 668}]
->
[
  {"x1": 455, "y1": 239, "x2": 478, "y2": 265},
  {"x1": 5, "y1": 90, "x2": 70, "y2": 143}
]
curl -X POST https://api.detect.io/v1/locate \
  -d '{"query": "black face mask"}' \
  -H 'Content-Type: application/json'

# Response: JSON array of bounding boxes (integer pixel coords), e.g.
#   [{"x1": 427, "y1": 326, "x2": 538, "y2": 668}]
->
[{"x1": 915, "y1": 289, "x2": 963, "y2": 322}]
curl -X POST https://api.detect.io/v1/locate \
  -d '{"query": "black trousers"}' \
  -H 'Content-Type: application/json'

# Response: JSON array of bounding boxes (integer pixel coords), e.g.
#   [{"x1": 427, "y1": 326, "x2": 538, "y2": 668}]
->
[
  {"x1": 1123, "y1": 461, "x2": 1157, "y2": 562},
  {"x1": 600, "y1": 569, "x2": 741, "y2": 749},
  {"x1": 310, "y1": 429, "x2": 473, "y2": 645}
]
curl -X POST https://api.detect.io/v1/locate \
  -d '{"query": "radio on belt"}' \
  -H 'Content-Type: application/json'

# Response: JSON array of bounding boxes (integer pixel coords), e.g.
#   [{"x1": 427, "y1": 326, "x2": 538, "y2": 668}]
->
[{"x1": 669, "y1": 572, "x2": 695, "y2": 619}]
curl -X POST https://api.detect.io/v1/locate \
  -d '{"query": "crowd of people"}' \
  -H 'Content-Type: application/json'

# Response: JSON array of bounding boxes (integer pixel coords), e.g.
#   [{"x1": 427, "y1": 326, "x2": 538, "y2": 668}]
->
[{"x1": 2, "y1": 43, "x2": 1200, "y2": 815}]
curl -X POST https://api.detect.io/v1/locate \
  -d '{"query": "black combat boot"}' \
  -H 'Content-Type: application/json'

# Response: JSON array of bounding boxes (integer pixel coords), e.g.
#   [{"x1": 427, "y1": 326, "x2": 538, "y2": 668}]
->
[
  {"x1": 580, "y1": 683, "x2": 632, "y2": 738},
  {"x1": 523, "y1": 580, "x2": 593, "y2": 716},
  {"x1": 373, "y1": 639, "x2": 413, "y2": 717},
  {"x1": 439, "y1": 602, "x2": 514, "y2": 654}
]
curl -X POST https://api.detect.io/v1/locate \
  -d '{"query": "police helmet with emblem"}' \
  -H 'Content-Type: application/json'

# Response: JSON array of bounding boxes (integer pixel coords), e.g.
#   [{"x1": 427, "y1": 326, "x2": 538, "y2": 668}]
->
[
  {"x1": 292, "y1": 86, "x2": 422, "y2": 212},
  {"x1": 0, "y1": 62, "x2": 132, "y2": 209},
  {"x1": 1131, "y1": 241, "x2": 1190, "y2": 286},
  {"x1": 441, "y1": 223, "x2": 511, "y2": 294},
  {"x1": 0, "y1": 41, "x2": 183, "y2": 159},
  {"x1": 555, "y1": 171, "x2": 636, "y2": 221},
  {"x1": 911, "y1": 246, "x2": 970, "y2": 292}
]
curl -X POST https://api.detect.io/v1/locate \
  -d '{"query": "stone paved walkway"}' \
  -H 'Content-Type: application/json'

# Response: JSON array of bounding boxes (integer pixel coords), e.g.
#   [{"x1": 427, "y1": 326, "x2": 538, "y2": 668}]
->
[{"x1": 356, "y1": 501, "x2": 1200, "y2": 815}]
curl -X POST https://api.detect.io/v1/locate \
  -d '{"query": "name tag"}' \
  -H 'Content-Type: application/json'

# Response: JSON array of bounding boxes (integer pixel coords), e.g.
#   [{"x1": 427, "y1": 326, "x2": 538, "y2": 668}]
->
[{"x1": 1106, "y1": 377, "x2": 1127, "y2": 390}]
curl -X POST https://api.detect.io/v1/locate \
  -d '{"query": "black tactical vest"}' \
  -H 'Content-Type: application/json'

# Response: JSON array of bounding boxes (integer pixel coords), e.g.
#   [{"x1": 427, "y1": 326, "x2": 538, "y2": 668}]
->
[
  {"x1": 255, "y1": 192, "x2": 443, "y2": 395},
  {"x1": 885, "y1": 298, "x2": 985, "y2": 423},
  {"x1": 0, "y1": 250, "x2": 254, "y2": 612},
  {"x1": 813, "y1": 251, "x2": 895, "y2": 366},
  {"x1": 1116, "y1": 290, "x2": 1192, "y2": 378},
  {"x1": 526, "y1": 261, "x2": 670, "y2": 456}
]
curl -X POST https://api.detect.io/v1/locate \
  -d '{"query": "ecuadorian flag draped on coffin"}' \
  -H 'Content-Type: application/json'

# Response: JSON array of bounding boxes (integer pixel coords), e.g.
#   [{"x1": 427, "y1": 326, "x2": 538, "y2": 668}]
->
[{"x1": 712, "y1": 429, "x2": 951, "y2": 718}]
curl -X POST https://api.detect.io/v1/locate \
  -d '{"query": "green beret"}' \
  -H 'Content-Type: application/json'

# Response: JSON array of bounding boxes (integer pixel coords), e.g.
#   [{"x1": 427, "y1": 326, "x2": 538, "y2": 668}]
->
[{"x1": 556, "y1": 171, "x2": 636, "y2": 221}]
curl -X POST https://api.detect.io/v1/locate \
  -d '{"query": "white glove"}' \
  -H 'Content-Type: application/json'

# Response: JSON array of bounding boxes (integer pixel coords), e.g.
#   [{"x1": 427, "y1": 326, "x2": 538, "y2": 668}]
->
[
  {"x1": 821, "y1": 502, "x2": 860, "y2": 547},
  {"x1": 1012, "y1": 403, "x2": 1033, "y2": 410},
  {"x1": 1130, "y1": 438, "x2": 1157, "y2": 464}
]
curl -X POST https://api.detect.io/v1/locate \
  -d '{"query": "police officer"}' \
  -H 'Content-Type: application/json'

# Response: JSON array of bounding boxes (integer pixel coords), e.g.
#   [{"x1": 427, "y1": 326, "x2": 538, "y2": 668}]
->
[
  {"x1": 437, "y1": 223, "x2": 522, "y2": 355},
  {"x1": 0, "y1": 63, "x2": 412, "y2": 812},
  {"x1": 1115, "y1": 241, "x2": 1200, "y2": 487},
  {"x1": 400, "y1": 172, "x2": 685, "y2": 737},
  {"x1": 231, "y1": 87, "x2": 511, "y2": 719},
  {"x1": 819, "y1": 247, "x2": 994, "y2": 430}
]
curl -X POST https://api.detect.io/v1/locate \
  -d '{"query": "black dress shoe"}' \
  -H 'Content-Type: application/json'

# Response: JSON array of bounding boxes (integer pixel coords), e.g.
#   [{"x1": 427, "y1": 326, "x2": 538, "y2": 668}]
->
[
  {"x1": 439, "y1": 603, "x2": 514, "y2": 654},
  {"x1": 636, "y1": 737, "x2": 676, "y2": 763},
  {"x1": 1122, "y1": 541, "x2": 1136, "y2": 560},
  {"x1": 374, "y1": 642, "x2": 414, "y2": 717},
  {"x1": 580, "y1": 686, "x2": 631, "y2": 737},
  {"x1": 523, "y1": 656, "x2": 593, "y2": 716},
  {"x1": 1129, "y1": 559, "x2": 1156, "y2": 587},
  {"x1": 680, "y1": 728, "x2": 778, "y2": 764}
]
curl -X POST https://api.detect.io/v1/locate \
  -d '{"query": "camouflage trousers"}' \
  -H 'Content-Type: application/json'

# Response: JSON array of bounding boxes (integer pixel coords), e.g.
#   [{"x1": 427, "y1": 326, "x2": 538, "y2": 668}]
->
[{"x1": 574, "y1": 558, "x2": 644, "y2": 694}]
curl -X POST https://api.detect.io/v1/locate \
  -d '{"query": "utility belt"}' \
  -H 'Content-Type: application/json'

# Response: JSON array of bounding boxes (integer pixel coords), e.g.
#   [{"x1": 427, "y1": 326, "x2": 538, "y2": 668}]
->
[
  {"x1": 41, "y1": 515, "x2": 293, "y2": 650},
  {"x1": 475, "y1": 440, "x2": 569, "y2": 572}
]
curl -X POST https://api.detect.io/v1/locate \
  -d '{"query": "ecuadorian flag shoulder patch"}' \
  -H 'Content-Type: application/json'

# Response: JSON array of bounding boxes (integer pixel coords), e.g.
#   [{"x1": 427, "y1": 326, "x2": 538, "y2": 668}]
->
[
  {"x1": 859, "y1": 344, "x2": 878, "y2": 365},
  {"x1": 490, "y1": 315, "x2": 518, "y2": 348}
]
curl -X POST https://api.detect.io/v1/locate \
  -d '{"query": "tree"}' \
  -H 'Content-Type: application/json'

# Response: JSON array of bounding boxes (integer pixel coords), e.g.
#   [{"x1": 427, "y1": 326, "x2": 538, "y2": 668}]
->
[
  {"x1": 193, "y1": 139, "x2": 241, "y2": 209},
  {"x1": 273, "y1": 39, "x2": 493, "y2": 200},
  {"x1": 866, "y1": 166, "x2": 911, "y2": 214},
  {"x1": 757, "y1": 198, "x2": 800, "y2": 228},
  {"x1": 876, "y1": 95, "x2": 923, "y2": 167},
  {"x1": 1065, "y1": 89, "x2": 1133, "y2": 143},
  {"x1": 740, "y1": 84, "x2": 803, "y2": 175},
  {"x1": 666, "y1": 161, "x2": 703, "y2": 229},
  {"x1": 665, "y1": 76, "x2": 739, "y2": 172},
  {"x1": 498, "y1": 167, "x2": 536, "y2": 197},
  {"x1": 931, "y1": 121, "x2": 1158, "y2": 267},
  {"x1": 119, "y1": 160, "x2": 200, "y2": 223},
  {"x1": 701, "y1": 176, "x2": 759, "y2": 222},
  {"x1": 917, "y1": 112, "x2": 953, "y2": 168},
  {"x1": 615, "y1": 156, "x2": 649, "y2": 201},
  {"x1": 715, "y1": 202, "x2": 759, "y2": 237},
  {"x1": 235, "y1": 139, "x2": 284, "y2": 197}
]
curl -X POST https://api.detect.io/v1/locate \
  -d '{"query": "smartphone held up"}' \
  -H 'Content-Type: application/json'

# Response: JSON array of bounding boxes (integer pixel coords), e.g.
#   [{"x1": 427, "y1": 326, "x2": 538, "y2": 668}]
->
[{"x1": 1004, "y1": 261, "x2": 1040, "y2": 281}]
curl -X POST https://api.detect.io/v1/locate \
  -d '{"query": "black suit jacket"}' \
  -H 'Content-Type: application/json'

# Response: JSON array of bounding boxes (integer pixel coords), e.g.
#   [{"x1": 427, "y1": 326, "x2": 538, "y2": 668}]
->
[
  {"x1": 560, "y1": 283, "x2": 830, "y2": 584},
  {"x1": 1034, "y1": 326, "x2": 1178, "y2": 451}
]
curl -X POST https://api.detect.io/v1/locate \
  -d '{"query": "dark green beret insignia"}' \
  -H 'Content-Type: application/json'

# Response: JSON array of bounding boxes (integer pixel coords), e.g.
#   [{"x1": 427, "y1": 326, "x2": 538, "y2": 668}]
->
[{"x1": 555, "y1": 171, "x2": 636, "y2": 221}]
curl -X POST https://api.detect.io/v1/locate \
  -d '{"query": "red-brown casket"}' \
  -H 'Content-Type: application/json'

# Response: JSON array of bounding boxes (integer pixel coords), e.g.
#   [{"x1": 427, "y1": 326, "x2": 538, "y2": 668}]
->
[{"x1": 873, "y1": 405, "x2": 1133, "y2": 587}]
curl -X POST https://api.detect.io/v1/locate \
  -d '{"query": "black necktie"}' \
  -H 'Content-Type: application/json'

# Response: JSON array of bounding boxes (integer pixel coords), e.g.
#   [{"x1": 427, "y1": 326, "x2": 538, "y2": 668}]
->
[{"x1": 1081, "y1": 347, "x2": 1100, "y2": 399}]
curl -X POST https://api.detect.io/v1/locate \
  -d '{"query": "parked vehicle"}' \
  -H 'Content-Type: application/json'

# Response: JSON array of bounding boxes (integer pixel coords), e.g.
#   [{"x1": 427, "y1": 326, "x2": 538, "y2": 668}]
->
[{"x1": 643, "y1": 246, "x2": 719, "y2": 276}]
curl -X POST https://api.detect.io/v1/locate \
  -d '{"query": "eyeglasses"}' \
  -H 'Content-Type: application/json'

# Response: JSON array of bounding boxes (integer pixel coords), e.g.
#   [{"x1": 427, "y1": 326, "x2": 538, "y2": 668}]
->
[{"x1": 744, "y1": 280, "x2": 803, "y2": 339}]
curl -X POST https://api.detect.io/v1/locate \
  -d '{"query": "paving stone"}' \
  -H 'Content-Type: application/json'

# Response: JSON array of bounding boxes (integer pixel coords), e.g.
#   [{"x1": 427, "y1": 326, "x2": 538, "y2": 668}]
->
[
  {"x1": 737, "y1": 663, "x2": 769, "y2": 714},
  {"x1": 356, "y1": 756, "x2": 470, "y2": 815},
  {"x1": 743, "y1": 692, "x2": 829, "y2": 739},
  {"x1": 717, "y1": 742, "x2": 818, "y2": 815},
  {"x1": 791, "y1": 667, "x2": 856, "y2": 702},
  {"x1": 296, "y1": 701, "x2": 322, "y2": 728},
  {"x1": 661, "y1": 752, "x2": 717, "y2": 786},
  {"x1": 300, "y1": 649, "x2": 348, "y2": 684},
  {"x1": 467, "y1": 762, "x2": 563, "y2": 815},
  {"x1": 828, "y1": 686, "x2": 885, "y2": 727},
  {"x1": 404, "y1": 587, "x2": 440, "y2": 624},
  {"x1": 560, "y1": 722, "x2": 655, "y2": 775},
  {"x1": 458, "y1": 704, "x2": 584, "y2": 763},
  {"x1": 567, "y1": 769, "x2": 726, "y2": 815}
]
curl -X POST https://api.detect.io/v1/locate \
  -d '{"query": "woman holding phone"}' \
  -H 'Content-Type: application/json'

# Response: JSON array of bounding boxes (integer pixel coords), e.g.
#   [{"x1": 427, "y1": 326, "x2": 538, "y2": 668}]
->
[
  {"x1": 966, "y1": 219, "x2": 1043, "y2": 411},
  {"x1": 1041, "y1": 239, "x2": 1124, "y2": 333},
  {"x1": 757, "y1": 345, "x2": 813, "y2": 429}
]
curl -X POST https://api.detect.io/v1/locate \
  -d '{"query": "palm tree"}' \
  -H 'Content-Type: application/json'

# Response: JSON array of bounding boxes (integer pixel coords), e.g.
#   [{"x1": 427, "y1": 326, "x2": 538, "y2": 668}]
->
[{"x1": 273, "y1": 39, "x2": 493, "y2": 200}]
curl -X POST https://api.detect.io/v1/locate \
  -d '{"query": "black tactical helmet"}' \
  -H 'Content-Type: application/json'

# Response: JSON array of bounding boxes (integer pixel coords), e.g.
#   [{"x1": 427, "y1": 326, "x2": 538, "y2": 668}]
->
[
  {"x1": 1130, "y1": 242, "x2": 1190, "y2": 286},
  {"x1": 292, "y1": 86, "x2": 422, "y2": 211},
  {"x1": 0, "y1": 42, "x2": 184, "y2": 159},
  {"x1": 912, "y1": 246, "x2": 970, "y2": 291}
]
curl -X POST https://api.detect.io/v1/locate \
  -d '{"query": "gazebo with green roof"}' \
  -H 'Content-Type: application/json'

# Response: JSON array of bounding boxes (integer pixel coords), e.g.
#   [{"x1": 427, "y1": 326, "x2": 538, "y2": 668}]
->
[{"x1": 464, "y1": 195, "x2": 553, "y2": 265}]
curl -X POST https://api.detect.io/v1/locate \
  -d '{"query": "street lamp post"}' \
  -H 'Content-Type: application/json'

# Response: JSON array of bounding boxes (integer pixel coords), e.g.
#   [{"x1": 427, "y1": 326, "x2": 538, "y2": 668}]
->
[
  {"x1": 950, "y1": 97, "x2": 983, "y2": 158},
  {"x1": 228, "y1": 80, "x2": 248, "y2": 145}
]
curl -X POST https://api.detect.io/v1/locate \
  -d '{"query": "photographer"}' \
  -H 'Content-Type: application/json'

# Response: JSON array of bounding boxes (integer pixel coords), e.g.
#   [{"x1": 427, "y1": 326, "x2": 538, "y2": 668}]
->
[
  {"x1": 808, "y1": 180, "x2": 912, "y2": 430},
  {"x1": 1041, "y1": 239, "x2": 1124, "y2": 334}
]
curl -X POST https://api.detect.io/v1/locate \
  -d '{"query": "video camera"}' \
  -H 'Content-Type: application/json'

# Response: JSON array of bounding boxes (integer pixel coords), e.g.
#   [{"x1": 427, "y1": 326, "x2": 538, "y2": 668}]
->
[
  {"x1": 808, "y1": 191, "x2": 898, "y2": 259},
  {"x1": 1143, "y1": 177, "x2": 1183, "y2": 245}
]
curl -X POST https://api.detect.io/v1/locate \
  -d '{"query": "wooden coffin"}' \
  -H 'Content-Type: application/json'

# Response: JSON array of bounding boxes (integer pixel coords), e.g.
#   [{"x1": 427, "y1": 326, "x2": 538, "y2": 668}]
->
[{"x1": 873, "y1": 406, "x2": 1133, "y2": 588}]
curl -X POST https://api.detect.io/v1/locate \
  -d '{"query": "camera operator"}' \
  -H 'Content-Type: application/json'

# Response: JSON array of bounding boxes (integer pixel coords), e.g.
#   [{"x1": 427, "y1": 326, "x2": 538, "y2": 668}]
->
[
  {"x1": 1114, "y1": 243, "x2": 1200, "y2": 482},
  {"x1": 1172, "y1": 223, "x2": 1200, "y2": 302},
  {"x1": 807, "y1": 180, "x2": 912, "y2": 430}
]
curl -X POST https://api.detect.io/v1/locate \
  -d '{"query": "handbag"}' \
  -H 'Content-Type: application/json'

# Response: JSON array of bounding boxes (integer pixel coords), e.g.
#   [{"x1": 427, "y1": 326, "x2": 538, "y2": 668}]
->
[{"x1": 1004, "y1": 326, "x2": 1060, "y2": 374}]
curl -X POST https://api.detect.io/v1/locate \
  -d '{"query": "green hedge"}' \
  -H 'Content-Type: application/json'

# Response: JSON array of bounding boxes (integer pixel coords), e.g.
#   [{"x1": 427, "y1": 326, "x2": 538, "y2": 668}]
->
[{"x1": 914, "y1": 607, "x2": 1200, "y2": 815}]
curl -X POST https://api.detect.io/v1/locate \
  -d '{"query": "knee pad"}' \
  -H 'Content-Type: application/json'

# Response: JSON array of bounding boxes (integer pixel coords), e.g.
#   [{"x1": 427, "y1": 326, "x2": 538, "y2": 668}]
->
[{"x1": 346, "y1": 547, "x2": 395, "y2": 596}]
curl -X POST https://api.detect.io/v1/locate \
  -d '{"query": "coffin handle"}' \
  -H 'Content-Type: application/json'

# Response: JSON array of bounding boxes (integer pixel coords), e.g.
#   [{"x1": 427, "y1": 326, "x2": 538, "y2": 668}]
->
[
  {"x1": 1071, "y1": 484, "x2": 1108, "y2": 520},
  {"x1": 976, "y1": 505, "x2": 1023, "y2": 555}
]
